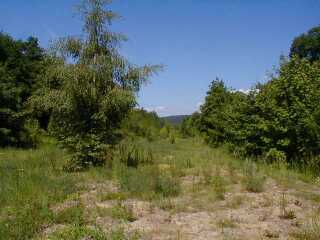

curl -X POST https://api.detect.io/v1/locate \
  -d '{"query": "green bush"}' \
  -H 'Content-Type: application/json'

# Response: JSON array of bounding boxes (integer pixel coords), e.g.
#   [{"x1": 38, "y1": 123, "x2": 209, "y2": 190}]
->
[
  {"x1": 265, "y1": 148, "x2": 287, "y2": 163},
  {"x1": 62, "y1": 135, "x2": 111, "y2": 171}
]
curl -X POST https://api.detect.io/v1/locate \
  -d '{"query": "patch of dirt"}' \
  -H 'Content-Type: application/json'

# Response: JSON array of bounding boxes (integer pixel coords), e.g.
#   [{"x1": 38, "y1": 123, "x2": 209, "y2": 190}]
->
[
  {"x1": 41, "y1": 224, "x2": 66, "y2": 238},
  {"x1": 47, "y1": 172, "x2": 320, "y2": 240},
  {"x1": 50, "y1": 200, "x2": 79, "y2": 213},
  {"x1": 125, "y1": 175, "x2": 319, "y2": 239}
]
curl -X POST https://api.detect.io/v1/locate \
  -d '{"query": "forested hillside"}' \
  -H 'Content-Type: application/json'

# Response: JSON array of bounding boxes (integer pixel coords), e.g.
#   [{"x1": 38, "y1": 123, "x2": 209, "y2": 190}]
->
[
  {"x1": 1, "y1": 1, "x2": 320, "y2": 239},
  {"x1": 161, "y1": 115, "x2": 190, "y2": 126}
]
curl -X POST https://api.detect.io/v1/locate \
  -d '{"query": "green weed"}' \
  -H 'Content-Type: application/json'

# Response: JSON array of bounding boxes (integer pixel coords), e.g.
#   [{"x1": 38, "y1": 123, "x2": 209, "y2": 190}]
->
[
  {"x1": 225, "y1": 195, "x2": 246, "y2": 209},
  {"x1": 217, "y1": 217, "x2": 237, "y2": 229},
  {"x1": 279, "y1": 193, "x2": 296, "y2": 220},
  {"x1": 242, "y1": 160, "x2": 265, "y2": 193},
  {"x1": 54, "y1": 203, "x2": 85, "y2": 225},
  {"x1": 108, "y1": 202, "x2": 137, "y2": 222},
  {"x1": 212, "y1": 171, "x2": 226, "y2": 200},
  {"x1": 114, "y1": 161, "x2": 180, "y2": 200}
]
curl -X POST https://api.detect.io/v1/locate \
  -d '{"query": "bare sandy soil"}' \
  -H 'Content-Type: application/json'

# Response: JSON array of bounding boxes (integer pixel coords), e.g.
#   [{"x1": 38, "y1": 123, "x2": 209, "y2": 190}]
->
[{"x1": 45, "y1": 168, "x2": 320, "y2": 240}]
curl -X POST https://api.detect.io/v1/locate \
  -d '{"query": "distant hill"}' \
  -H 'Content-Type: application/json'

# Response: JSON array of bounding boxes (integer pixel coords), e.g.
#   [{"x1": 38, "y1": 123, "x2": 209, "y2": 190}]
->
[{"x1": 161, "y1": 115, "x2": 190, "y2": 126}]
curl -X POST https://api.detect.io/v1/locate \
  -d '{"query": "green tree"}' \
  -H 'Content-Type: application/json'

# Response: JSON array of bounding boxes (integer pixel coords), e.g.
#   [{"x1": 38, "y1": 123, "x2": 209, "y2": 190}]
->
[
  {"x1": 199, "y1": 78, "x2": 247, "y2": 147},
  {"x1": 0, "y1": 33, "x2": 44, "y2": 147},
  {"x1": 29, "y1": 0, "x2": 160, "y2": 169},
  {"x1": 243, "y1": 57, "x2": 320, "y2": 162},
  {"x1": 290, "y1": 25, "x2": 320, "y2": 62}
]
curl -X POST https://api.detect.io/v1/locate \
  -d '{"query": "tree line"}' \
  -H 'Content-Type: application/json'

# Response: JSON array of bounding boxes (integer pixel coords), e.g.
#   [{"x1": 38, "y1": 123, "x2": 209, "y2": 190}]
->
[{"x1": 181, "y1": 26, "x2": 320, "y2": 172}]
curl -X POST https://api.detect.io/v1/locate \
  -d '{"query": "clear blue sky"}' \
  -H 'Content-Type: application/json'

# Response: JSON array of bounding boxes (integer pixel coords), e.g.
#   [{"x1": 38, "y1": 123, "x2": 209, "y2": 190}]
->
[{"x1": 1, "y1": 0, "x2": 319, "y2": 116}]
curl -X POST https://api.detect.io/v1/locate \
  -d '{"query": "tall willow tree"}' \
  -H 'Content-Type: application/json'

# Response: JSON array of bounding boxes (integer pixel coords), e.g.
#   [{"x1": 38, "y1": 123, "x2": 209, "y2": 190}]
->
[{"x1": 30, "y1": 0, "x2": 160, "y2": 169}]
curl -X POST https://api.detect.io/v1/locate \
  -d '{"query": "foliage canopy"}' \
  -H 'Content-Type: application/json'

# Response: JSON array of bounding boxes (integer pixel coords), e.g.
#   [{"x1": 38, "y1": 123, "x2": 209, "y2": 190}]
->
[
  {"x1": 290, "y1": 25, "x2": 320, "y2": 62},
  {"x1": 0, "y1": 33, "x2": 44, "y2": 147}
]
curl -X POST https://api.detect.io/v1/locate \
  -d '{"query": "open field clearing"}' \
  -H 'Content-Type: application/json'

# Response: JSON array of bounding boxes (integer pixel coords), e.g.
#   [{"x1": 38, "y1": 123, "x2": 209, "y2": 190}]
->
[{"x1": 1, "y1": 138, "x2": 320, "y2": 240}]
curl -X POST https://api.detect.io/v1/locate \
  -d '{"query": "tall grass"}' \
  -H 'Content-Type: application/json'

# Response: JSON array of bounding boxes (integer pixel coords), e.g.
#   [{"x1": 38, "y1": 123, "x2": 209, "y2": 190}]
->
[
  {"x1": 242, "y1": 160, "x2": 266, "y2": 193},
  {"x1": 113, "y1": 161, "x2": 181, "y2": 200},
  {"x1": 0, "y1": 141, "x2": 81, "y2": 240},
  {"x1": 112, "y1": 139, "x2": 181, "y2": 200}
]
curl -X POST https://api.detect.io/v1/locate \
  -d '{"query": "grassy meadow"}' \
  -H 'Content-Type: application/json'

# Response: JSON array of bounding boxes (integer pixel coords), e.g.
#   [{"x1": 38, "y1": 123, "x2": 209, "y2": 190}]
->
[{"x1": 1, "y1": 137, "x2": 320, "y2": 239}]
